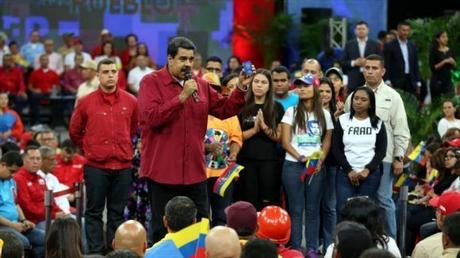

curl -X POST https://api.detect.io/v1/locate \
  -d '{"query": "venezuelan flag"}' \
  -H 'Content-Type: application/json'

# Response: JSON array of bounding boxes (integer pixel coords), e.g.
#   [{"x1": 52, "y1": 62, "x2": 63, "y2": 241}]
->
[
  {"x1": 146, "y1": 219, "x2": 210, "y2": 258},
  {"x1": 408, "y1": 141, "x2": 426, "y2": 165},
  {"x1": 213, "y1": 163, "x2": 245, "y2": 197},
  {"x1": 300, "y1": 151, "x2": 322, "y2": 182}
]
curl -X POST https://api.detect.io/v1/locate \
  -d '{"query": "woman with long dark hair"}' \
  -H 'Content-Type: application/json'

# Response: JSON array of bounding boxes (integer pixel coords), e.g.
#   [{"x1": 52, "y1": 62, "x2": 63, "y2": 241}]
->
[
  {"x1": 45, "y1": 216, "x2": 83, "y2": 258},
  {"x1": 281, "y1": 74, "x2": 334, "y2": 256},
  {"x1": 318, "y1": 77, "x2": 338, "y2": 251},
  {"x1": 236, "y1": 69, "x2": 284, "y2": 211},
  {"x1": 323, "y1": 197, "x2": 401, "y2": 258},
  {"x1": 332, "y1": 86, "x2": 387, "y2": 212},
  {"x1": 94, "y1": 41, "x2": 122, "y2": 68},
  {"x1": 224, "y1": 55, "x2": 242, "y2": 77},
  {"x1": 429, "y1": 31, "x2": 456, "y2": 100}
]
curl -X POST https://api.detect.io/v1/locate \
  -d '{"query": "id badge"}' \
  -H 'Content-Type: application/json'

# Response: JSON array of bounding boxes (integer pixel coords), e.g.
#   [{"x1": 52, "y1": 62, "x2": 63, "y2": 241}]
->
[{"x1": 296, "y1": 134, "x2": 319, "y2": 147}]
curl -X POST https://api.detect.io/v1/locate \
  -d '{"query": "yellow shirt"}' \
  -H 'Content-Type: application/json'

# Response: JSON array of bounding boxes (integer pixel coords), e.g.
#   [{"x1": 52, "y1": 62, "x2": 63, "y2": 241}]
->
[{"x1": 205, "y1": 115, "x2": 243, "y2": 178}]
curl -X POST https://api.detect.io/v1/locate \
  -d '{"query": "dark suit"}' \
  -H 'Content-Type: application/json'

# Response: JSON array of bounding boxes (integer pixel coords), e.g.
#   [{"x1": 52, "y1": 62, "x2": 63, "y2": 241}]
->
[
  {"x1": 383, "y1": 39, "x2": 421, "y2": 93},
  {"x1": 341, "y1": 38, "x2": 381, "y2": 92}
]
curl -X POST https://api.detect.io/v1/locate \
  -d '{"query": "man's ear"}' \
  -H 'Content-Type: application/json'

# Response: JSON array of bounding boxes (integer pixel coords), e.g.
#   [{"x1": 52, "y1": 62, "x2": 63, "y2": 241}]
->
[
  {"x1": 163, "y1": 216, "x2": 168, "y2": 229},
  {"x1": 442, "y1": 232, "x2": 450, "y2": 249}
]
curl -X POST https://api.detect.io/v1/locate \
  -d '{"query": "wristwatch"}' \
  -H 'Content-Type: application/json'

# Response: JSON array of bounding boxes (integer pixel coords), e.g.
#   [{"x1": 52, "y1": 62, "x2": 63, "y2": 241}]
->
[{"x1": 394, "y1": 156, "x2": 403, "y2": 162}]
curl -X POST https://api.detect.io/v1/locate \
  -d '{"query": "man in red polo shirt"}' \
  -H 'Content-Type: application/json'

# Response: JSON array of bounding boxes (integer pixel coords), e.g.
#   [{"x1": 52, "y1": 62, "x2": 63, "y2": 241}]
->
[
  {"x1": 53, "y1": 139, "x2": 85, "y2": 188},
  {"x1": 28, "y1": 54, "x2": 60, "y2": 125},
  {"x1": 69, "y1": 58, "x2": 138, "y2": 254},
  {"x1": 0, "y1": 54, "x2": 27, "y2": 114},
  {"x1": 138, "y1": 36, "x2": 251, "y2": 243},
  {"x1": 13, "y1": 146, "x2": 64, "y2": 227}
]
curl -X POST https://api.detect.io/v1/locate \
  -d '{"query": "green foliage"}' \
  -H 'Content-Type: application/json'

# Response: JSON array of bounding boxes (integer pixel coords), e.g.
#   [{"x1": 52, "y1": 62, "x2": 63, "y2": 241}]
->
[
  {"x1": 298, "y1": 19, "x2": 329, "y2": 59},
  {"x1": 260, "y1": 13, "x2": 293, "y2": 67}
]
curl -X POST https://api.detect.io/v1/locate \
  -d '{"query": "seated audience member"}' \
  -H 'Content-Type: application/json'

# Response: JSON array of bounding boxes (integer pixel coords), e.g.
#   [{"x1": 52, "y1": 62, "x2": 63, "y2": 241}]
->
[
  {"x1": 75, "y1": 60, "x2": 99, "y2": 104},
  {"x1": 412, "y1": 192, "x2": 460, "y2": 258},
  {"x1": 438, "y1": 100, "x2": 460, "y2": 139},
  {"x1": 0, "y1": 231, "x2": 24, "y2": 258},
  {"x1": 128, "y1": 42, "x2": 156, "y2": 70},
  {"x1": 256, "y1": 206, "x2": 304, "y2": 258},
  {"x1": 34, "y1": 39, "x2": 64, "y2": 75},
  {"x1": 112, "y1": 220, "x2": 147, "y2": 257},
  {"x1": 127, "y1": 55, "x2": 154, "y2": 94},
  {"x1": 94, "y1": 42, "x2": 122, "y2": 69},
  {"x1": 225, "y1": 201, "x2": 258, "y2": 245},
  {"x1": 1, "y1": 141, "x2": 20, "y2": 154},
  {"x1": 241, "y1": 238, "x2": 279, "y2": 258},
  {"x1": 64, "y1": 38, "x2": 91, "y2": 70},
  {"x1": 57, "y1": 32, "x2": 74, "y2": 57},
  {"x1": 0, "y1": 54, "x2": 27, "y2": 114},
  {"x1": 13, "y1": 146, "x2": 64, "y2": 228},
  {"x1": 61, "y1": 53, "x2": 85, "y2": 95},
  {"x1": 53, "y1": 139, "x2": 85, "y2": 188},
  {"x1": 332, "y1": 221, "x2": 375, "y2": 258},
  {"x1": 441, "y1": 212, "x2": 460, "y2": 258},
  {"x1": 0, "y1": 93, "x2": 24, "y2": 143},
  {"x1": 8, "y1": 41, "x2": 29, "y2": 69},
  {"x1": 34, "y1": 129, "x2": 59, "y2": 149},
  {"x1": 205, "y1": 226, "x2": 241, "y2": 258},
  {"x1": 28, "y1": 54, "x2": 60, "y2": 125},
  {"x1": 106, "y1": 249, "x2": 141, "y2": 258},
  {"x1": 144, "y1": 196, "x2": 197, "y2": 257},
  {"x1": 0, "y1": 151, "x2": 45, "y2": 258},
  {"x1": 45, "y1": 216, "x2": 83, "y2": 258},
  {"x1": 38, "y1": 146, "x2": 72, "y2": 214},
  {"x1": 325, "y1": 197, "x2": 401, "y2": 258},
  {"x1": 359, "y1": 248, "x2": 396, "y2": 258}
]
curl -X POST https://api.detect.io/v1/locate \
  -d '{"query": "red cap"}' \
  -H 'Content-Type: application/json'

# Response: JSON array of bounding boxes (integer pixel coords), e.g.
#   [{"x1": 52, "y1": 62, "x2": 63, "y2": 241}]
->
[
  {"x1": 429, "y1": 191, "x2": 460, "y2": 216},
  {"x1": 225, "y1": 201, "x2": 257, "y2": 234},
  {"x1": 447, "y1": 138, "x2": 460, "y2": 148},
  {"x1": 256, "y1": 206, "x2": 291, "y2": 245}
]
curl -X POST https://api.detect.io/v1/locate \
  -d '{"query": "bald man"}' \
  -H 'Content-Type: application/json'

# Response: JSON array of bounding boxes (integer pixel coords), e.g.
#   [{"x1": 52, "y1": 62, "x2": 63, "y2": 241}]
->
[
  {"x1": 112, "y1": 220, "x2": 147, "y2": 257},
  {"x1": 301, "y1": 58, "x2": 323, "y2": 78},
  {"x1": 205, "y1": 226, "x2": 241, "y2": 258}
]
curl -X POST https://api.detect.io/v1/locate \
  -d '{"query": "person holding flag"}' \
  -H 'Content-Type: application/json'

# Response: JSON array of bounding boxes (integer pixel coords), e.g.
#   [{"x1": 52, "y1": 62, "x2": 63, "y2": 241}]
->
[
  {"x1": 332, "y1": 86, "x2": 387, "y2": 214},
  {"x1": 280, "y1": 73, "x2": 333, "y2": 255}
]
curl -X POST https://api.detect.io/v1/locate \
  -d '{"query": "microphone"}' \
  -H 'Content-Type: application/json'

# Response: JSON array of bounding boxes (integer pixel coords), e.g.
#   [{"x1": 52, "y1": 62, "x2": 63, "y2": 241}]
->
[{"x1": 184, "y1": 67, "x2": 199, "y2": 102}]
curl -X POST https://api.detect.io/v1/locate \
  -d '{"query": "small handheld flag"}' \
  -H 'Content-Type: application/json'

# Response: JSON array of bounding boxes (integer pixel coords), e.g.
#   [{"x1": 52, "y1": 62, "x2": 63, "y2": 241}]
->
[
  {"x1": 408, "y1": 141, "x2": 426, "y2": 165},
  {"x1": 300, "y1": 151, "x2": 322, "y2": 182},
  {"x1": 213, "y1": 163, "x2": 245, "y2": 197}
]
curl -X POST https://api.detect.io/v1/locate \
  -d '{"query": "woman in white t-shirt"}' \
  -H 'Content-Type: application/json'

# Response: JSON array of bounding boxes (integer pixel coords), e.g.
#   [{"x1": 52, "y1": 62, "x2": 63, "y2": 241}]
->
[
  {"x1": 281, "y1": 73, "x2": 334, "y2": 254},
  {"x1": 437, "y1": 100, "x2": 460, "y2": 138},
  {"x1": 332, "y1": 86, "x2": 387, "y2": 212}
]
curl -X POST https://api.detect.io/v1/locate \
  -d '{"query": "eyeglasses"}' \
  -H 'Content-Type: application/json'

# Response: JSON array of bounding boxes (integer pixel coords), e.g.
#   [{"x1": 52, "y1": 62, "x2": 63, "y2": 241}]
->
[{"x1": 445, "y1": 154, "x2": 457, "y2": 160}]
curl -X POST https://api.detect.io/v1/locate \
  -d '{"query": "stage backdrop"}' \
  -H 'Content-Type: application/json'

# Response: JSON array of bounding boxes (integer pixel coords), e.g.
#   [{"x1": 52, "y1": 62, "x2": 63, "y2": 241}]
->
[{"x1": 0, "y1": 0, "x2": 234, "y2": 67}]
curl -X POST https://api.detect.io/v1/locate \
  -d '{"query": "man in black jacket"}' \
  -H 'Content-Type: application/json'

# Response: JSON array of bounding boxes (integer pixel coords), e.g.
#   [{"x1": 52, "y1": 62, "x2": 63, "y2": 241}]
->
[
  {"x1": 383, "y1": 21, "x2": 422, "y2": 95},
  {"x1": 341, "y1": 21, "x2": 381, "y2": 93}
]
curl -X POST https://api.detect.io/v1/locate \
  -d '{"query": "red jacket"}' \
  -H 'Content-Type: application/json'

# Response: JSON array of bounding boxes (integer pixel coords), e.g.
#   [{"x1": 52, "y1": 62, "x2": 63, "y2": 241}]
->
[
  {"x1": 137, "y1": 67, "x2": 246, "y2": 185},
  {"x1": 13, "y1": 168, "x2": 62, "y2": 224},
  {"x1": 53, "y1": 153, "x2": 86, "y2": 187},
  {"x1": 0, "y1": 67, "x2": 26, "y2": 95},
  {"x1": 69, "y1": 88, "x2": 138, "y2": 170}
]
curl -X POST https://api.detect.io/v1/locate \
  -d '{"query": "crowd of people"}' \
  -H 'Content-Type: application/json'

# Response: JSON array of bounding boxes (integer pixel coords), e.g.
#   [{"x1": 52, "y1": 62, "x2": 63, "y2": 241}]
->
[{"x1": 0, "y1": 18, "x2": 459, "y2": 258}]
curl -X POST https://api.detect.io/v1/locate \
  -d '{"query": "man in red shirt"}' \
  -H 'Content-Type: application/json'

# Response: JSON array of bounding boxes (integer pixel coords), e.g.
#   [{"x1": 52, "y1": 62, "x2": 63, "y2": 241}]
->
[
  {"x1": 53, "y1": 139, "x2": 85, "y2": 188},
  {"x1": 69, "y1": 58, "x2": 138, "y2": 254},
  {"x1": 13, "y1": 146, "x2": 64, "y2": 227},
  {"x1": 0, "y1": 54, "x2": 27, "y2": 114},
  {"x1": 138, "y1": 36, "x2": 250, "y2": 243},
  {"x1": 28, "y1": 54, "x2": 60, "y2": 125}
]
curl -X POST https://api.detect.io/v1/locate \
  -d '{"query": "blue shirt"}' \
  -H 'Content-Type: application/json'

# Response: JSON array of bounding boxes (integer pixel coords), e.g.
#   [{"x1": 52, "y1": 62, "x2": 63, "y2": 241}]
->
[
  {"x1": 0, "y1": 178, "x2": 19, "y2": 222},
  {"x1": 20, "y1": 42, "x2": 44, "y2": 66},
  {"x1": 275, "y1": 92, "x2": 299, "y2": 111}
]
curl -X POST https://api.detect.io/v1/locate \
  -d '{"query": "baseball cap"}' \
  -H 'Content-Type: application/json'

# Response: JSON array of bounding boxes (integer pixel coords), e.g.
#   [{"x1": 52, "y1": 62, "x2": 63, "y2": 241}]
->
[
  {"x1": 294, "y1": 73, "x2": 319, "y2": 87},
  {"x1": 62, "y1": 32, "x2": 74, "y2": 37},
  {"x1": 325, "y1": 67, "x2": 344, "y2": 81},
  {"x1": 429, "y1": 191, "x2": 460, "y2": 216},
  {"x1": 225, "y1": 201, "x2": 257, "y2": 235},
  {"x1": 447, "y1": 138, "x2": 460, "y2": 148},
  {"x1": 80, "y1": 60, "x2": 97, "y2": 70}
]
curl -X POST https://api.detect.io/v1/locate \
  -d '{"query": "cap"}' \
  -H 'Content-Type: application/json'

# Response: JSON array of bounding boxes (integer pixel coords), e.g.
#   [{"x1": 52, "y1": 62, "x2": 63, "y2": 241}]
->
[
  {"x1": 294, "y1": 73, "x2": 319, "y2": 87},
  {"x1": 202, "y1": 72, "x2": 221, "y2": 86},
  {"x1": 100, "y1": 29, "x2": 110, "y2": 35},
  {"x1": 447, "y1": 138, "x2": 460, "y2": 148},
  {"x1": 62, "y1": 32, "x2": 74, "y2": 37},
  {"x1": 225, "y1": 201, "x2": 257, "y2": 235},
  {"x1": 429, "y1": 191, "x2": 460, "y2": 216},
  {"x1": 80, "y1": 60, "x2": 97, "y2": 70},
  {"x1": 325, "y1": 67, "x2": 344, "y2": 81}
]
